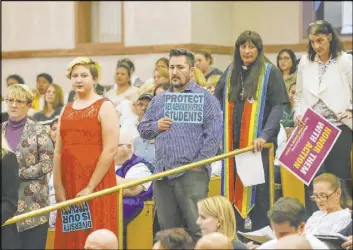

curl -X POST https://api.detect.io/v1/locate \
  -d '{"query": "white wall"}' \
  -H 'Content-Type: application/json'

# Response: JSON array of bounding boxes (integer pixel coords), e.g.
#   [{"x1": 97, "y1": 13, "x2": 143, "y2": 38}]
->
[
  {"x1": 2, "y1": 2, "x2": 75, "y2": 51},
  {"x1": 124, "y1": 1, "x2": 192, "y2": 46},
  {"x1": 232, "y1": 1, "x2": 301, "y2": 45},
  {"x1": 191, "y1": 2, "x2": 233, "y2": 46}
]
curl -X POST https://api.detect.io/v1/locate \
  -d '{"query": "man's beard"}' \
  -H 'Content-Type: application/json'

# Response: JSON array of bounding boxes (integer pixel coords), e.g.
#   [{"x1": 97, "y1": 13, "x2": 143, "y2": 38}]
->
[{"x1": 171, "y1": 78, "x2": 189, "y2": 89}]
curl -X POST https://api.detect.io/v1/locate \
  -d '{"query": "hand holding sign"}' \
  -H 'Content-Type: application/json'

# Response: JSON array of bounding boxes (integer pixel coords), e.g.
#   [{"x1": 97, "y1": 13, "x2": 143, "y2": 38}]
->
[
  {"x1": 295, "y1": 115, "x2": 306, "y2": 127},
  {"x1": 158, "y1": 117, "x2": 173, "y2": 132},
  {"x1": 337, "y1": 110, "x2": 352, "y2": 121},
  {"x1": 253, "y1": 138, "x2": 266, "y2": 152},
  {"x1": 76, "y1": 186, "x2": 94, "y2": 209}
]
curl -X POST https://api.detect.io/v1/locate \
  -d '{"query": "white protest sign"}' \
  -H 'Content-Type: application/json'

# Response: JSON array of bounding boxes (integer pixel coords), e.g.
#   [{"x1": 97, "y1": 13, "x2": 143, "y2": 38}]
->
[
  {"x1": 164, "y1": 93, "x2": 204, "y2": 124},
  {"x1": 234, "y1": 151, "x2": 265, "y2": 186},
  {"x1": 61, "y1": 201, "x2": 93, "y2": 232}
]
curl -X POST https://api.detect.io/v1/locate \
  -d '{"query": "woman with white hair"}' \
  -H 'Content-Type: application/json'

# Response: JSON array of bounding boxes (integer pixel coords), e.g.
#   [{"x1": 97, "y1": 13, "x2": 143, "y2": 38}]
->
[{"x1": 1, "y1": 84, "x2": 54, "y2": 249}]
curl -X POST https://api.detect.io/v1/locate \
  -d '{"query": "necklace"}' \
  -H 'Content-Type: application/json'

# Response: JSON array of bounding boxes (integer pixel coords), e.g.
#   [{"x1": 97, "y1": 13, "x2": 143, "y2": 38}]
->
[{"x1": 240, "y1": 72, "x2": 245, "y2": 100}]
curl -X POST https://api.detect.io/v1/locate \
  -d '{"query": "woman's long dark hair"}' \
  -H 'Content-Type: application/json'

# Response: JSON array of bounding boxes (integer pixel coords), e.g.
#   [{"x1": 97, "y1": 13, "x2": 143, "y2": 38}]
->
[
  {"x1": 229, "y1": 30, "x2": 269, "y2": 101},
  {"x1": 307, "y1": 20, "x2": 344, "y2": 61}
]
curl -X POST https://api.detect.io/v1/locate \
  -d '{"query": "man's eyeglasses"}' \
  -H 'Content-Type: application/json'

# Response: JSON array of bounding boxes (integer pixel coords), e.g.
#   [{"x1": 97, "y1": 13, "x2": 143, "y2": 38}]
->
[
  {"x1": 5, "y1": 98, "x2": 28, "y2": 105},
  {"x1": 310, "y1": 190, "x2": 336, "y2": 201}
]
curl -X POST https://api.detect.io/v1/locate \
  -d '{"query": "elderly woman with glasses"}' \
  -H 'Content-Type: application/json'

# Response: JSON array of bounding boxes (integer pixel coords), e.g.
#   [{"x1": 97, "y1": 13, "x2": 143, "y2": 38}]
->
[
  {"x1": 1, "y1": 84, "x2": 54, "y2": 249},
  {"x1": 305, "y1": 173, "x2": 352, "y2": 235}
]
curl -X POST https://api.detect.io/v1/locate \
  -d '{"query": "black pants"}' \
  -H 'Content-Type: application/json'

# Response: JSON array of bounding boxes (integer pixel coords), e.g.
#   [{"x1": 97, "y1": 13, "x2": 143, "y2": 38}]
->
[
  {"x1": 18, "y1": 222, "x2": 48, "y2": 250},
  {"x1": 304, "y1": 125, "x2": 353, "y2": 215},
  {"x1": 235, "y1": 149, "x2": 271, "y2": 232}
]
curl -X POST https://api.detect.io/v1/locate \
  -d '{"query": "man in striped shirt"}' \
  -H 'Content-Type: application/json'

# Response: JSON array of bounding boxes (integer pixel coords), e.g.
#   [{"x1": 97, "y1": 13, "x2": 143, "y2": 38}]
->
[{"x1": 138, "y1": 48, "x2": 222, "y2": 241}]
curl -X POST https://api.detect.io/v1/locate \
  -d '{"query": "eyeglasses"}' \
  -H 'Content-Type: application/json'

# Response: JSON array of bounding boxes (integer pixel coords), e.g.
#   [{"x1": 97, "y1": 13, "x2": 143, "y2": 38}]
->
[
  {"x1": 5, "y1": 98, "x2": 28, "y2": 105},
  {"x1": 279, "y1": 57, "x2": 291, "y2": 61},
  {"x1": 310, "y1": 190, "x2": 337, "y2": 201}
]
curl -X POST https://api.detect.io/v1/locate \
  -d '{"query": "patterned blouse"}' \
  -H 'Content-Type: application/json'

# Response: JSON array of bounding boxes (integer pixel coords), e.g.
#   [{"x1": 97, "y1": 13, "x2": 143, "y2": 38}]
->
[
  {"x1": 1, "y1": 119, "x2": 54, "y2": 232},
  {"x1": 311, "y1": 55, "x2": 341, "y2": 126}
]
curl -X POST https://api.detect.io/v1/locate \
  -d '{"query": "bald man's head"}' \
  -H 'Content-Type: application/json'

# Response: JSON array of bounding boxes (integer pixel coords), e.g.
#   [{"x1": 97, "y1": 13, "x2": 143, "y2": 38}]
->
[
  {"x1": 276, "y1": 234, "x2": 312, "y2": 249},
  {"x1": 195, "y1": 232, "x2": 233, "y2": 250},
  {"x1": 84, "y1": 229, "x2": 118, "y2": 250}
]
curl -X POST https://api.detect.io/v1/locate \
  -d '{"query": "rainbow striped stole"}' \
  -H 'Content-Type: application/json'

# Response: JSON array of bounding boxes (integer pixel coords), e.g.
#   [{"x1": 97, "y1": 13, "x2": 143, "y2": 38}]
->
[{"x1": 221, "y1": 63, "x2": 272, "y2": 218}]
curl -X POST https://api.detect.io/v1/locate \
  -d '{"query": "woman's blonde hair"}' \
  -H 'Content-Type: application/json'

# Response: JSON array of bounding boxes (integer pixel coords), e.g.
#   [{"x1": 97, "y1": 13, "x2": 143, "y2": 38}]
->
[
  {"x1": 206, "y1": 75, "x2": 221, "y2": 88},
  {"x1": 154, "y1": 67, "x2": 169, "y2": 80},
  {"x1": 66, "y1": 57, "x2": 101, "y2": 81},
  {"x1": 7, "y1": 84, "x2": 34, "y2": 104},
  {"x1": 193, "y1": 68, "x2": 206, "y2": 87},
  {"x1": 43, "y1": 83, "x2": 64, "y2": 113},
  {"x1": 313, "y1": 173, "x2": 352, "y2": 209},
  {"x1": 1, "y1": 134, "x2": 12, "y2": 160},
  {"x1": 197, "y1": 196, "x2": 236, "y2": 240}
]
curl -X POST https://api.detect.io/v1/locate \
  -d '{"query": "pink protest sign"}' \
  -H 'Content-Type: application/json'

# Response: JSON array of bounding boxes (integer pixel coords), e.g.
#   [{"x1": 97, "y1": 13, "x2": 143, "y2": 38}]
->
[{"x1": 279, "y1": 108, "x2": 341, "y2": 186}]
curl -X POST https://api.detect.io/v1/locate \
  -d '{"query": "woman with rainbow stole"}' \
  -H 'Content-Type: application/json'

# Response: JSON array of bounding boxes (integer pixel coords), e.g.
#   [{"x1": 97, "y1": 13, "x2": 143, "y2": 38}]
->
[{"x1": 215, "y1": 30, "x2": 289, "y2": 232}]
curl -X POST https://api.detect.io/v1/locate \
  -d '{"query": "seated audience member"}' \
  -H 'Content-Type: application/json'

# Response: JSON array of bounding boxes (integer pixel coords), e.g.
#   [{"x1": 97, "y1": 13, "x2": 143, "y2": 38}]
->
[
  {"x1": 305, "y1": 173, "x2": 352, "y2": 235},
  {"x1": 34, "y1": 83, "x2": 64, "y2": 125},
  {"x1": 248, "y1": 197, "x2": 328, "y2": 249},
  {"x1": 145, "y1": 57, "x2": 170, "y2": 85},
  {"x1": 133, "y1": 135, "x2": 155, "y2": 170},
  {"x1": 276, "y1": 48, "x2": 297, "y2": 91},
  {"x1": 280, "y1": 83, "x2": 296, "y2": 137},
  {"x1": 105, "y1": 63, "x2": 139, "y2": 108},
  {"x1": 274, "y1": 124, "x2": 287, "y2": 192},
  {"x1": 153, "y1": 67, "x2": 169, "y2": 87},
  {"x1": 193, "y1": 67, "x2": 207, "y2": 87},
  {"x1": 7, "y1": 74, "x2": 25, "y2": 87},
  {"x1": 195, "y1": 232, "x2": 233, "y2": 250},
  {"x1": 118, "y1": 58, "x2": 144, "y2": 88},
  {"x1": 153, "y1": 228, "x2": 194, "y2": 250},
  {"x1": 115, "y1": 134, "x2": 153, "y2": 224},
  {"x1": 153, "y1": 82, "x2": 170, "y2": 96},
  {"x1": 67, "y1": 82, "x2": 105, "y2": 103},
  {"x1": 194, "y1": 51, "x2": 223, "y2": 80},
  {"x1": 118, "y1": 93, "x2": 153, "y2": 140},
  {"x1": 205, "y1": 74, "x2": 221, "y2": 95},
  {"x1": 275, "y1": 234, "x2": 312, "y2": 250},
  {"x1": 31, "y1": 73, "x2": 53, "y2": 113},
  {"x1": 1, "y1": 135, "x2": 20, "y2": 249},
  {"x1": 84, "y1": 229, "x2": 118, "y2": 250},
  {"x1": 48, "y1": 119, "x2": 59, "y2": 227},
  {"x1": 197, "y1": 196, "x2": 247, "y2": 249}
]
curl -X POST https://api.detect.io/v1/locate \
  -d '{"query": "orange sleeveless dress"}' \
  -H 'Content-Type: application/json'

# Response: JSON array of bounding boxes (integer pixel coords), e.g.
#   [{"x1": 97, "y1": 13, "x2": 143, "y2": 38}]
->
[{"x1": 54, "y1": 98, "x2": 118, "y2": 249}]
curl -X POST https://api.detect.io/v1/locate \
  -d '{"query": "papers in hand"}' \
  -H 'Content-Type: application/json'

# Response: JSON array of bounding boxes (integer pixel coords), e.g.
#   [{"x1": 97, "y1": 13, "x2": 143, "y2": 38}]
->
[
  {"x1": 238, "y1": 226, "x2": 275, "y2": 244},
  {"x1": 235, "y1": 151, "x2": 265, "y2": 186},
  {"x1": 315, "y1": 233, "x2": 349, "y2": 248}
]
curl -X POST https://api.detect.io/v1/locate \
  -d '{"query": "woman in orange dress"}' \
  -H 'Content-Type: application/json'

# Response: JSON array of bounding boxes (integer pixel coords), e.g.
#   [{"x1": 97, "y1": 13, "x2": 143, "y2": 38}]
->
[{"x1": 53, "y1": 57, "x2": 119, "y2": 249}]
